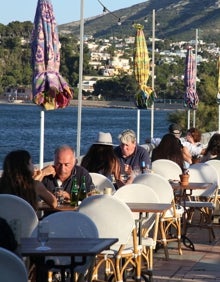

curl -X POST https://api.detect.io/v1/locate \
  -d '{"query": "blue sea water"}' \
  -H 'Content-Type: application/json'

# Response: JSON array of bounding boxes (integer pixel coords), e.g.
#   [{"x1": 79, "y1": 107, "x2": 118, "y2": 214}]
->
[{"x1": 0, "y1": 103, "x2": 172, "y2": 168}]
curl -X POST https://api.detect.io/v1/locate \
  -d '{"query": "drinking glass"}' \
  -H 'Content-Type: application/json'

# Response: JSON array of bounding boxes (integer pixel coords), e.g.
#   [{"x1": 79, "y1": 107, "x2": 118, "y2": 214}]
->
[
  {"x1": 54, "y1": 186, "x2": 64, "y2": 206},
  {"x1": 36, "y1": 220, "x2": 51, "y2": 251}
]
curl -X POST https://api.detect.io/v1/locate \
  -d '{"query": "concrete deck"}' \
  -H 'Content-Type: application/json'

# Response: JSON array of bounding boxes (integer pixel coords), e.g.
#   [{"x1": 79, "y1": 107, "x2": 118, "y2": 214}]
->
[{"x1": 152, "y1": 219, "x2": 220, "y2": 282}]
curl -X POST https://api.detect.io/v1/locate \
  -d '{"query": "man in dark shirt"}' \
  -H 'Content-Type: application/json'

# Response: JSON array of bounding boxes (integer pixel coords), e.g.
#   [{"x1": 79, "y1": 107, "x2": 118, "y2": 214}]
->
[
  {"x1": 41, "y1": 145, "x2": 93, "y2": 200},
  {"x1": 114, "y1": 129, "x2": 151, "y2": 175}
]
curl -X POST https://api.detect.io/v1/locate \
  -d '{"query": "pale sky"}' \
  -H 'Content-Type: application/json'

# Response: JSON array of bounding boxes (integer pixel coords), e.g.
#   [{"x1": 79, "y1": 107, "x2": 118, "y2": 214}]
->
[{"x1": 0, "y1": 0, "x2": 144, "y2": 25}]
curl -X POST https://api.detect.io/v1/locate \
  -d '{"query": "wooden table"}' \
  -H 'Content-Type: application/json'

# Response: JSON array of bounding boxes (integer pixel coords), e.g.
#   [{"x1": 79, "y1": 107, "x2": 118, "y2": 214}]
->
[
  {"x1": 38, "y1": 201, "x2": 78, "y2": 213},
  {"x1": 20, "y1": 237, "x2": 118, "y2": 282}
]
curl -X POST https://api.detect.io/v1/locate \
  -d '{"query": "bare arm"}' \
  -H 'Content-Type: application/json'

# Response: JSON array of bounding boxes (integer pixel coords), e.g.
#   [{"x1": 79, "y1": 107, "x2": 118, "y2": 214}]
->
[
  {"x1": 34, "y1": 180, "x2": 57, "y2": 208},
  {"x1": 33, "y1": 165, "x2": 56, "y2": 181}
]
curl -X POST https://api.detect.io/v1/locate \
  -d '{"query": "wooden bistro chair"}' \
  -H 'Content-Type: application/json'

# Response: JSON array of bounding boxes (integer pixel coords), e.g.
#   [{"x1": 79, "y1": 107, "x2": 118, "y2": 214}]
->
[
  {"x1": 114, "y1": 183, "x2": 160, "y2": 282},
  {"x1": 152, "y1": 159, "x2": 182, "y2": 181},
  {"x1": 0, "y1": 247, "x2": 28, "y2": 282},
  {"x1": 31, "y1": 211, "x2": 98, "y2": 282},
  {"x1": 89, "y1": 172, "x2": 116, "y2": 194},
  {"x1": 0, "y1": 194, "x2": 39, "y2": 238},
  {"x1": 206, "y1": 159, "x2": 220, "y2": 215},
  {"x1": 185, "y1": 163, "x2": 219, "y2": 242},
  {"x1": 133, "y1": 173, "x2": 183, "y2": 260},
  {"x1": 79, "y1": 195, "x2": 142, "y2": 282}
]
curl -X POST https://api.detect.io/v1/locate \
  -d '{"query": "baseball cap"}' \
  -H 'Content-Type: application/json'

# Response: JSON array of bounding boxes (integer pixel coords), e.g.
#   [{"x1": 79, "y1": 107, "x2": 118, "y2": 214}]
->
[{"x1": 168, "y1": 123, "x2": 182, "y2": 135}]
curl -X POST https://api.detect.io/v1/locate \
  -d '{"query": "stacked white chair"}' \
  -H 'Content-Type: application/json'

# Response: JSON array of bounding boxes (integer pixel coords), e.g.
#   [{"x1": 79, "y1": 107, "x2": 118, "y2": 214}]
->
[
  {"x1": 185, "y1": 163, "x2": 219, "y2": 242},
  {"x1": 89, "y1": 172, "x2": 116, "y2": 194},
  {"x1": 133, "y1": 173, "x2": 183, "y2": 260},
  {"x1": 0, "y1": 247, "x2": 28, "y2": 282},
  {"x1": 114, "y1": 183, "x2": 160, "y2": 281},
  {"x1": 31, "y1": 211, "x2": 98, "y2": 282},
  {"x1": 79, "y1": 195, "x2": 141, "y2": 282}
]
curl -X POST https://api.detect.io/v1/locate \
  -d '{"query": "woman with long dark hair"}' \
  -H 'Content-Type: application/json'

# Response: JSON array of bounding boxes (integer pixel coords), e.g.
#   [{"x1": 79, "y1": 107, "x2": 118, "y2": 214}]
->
[
  {"x1": 151, "y1": 133, "x2": 185, "y2": 171},
  {"x1": 0, "y1": 150, "x2": 57, "y2": 210}
]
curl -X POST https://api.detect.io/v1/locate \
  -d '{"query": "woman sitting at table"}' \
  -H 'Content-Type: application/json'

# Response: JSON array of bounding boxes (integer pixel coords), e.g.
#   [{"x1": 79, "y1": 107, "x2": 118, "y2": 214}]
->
[
  {"x1": 0, "y1": 150, "x2": 57, "y2": 210},
  {"x1": 81, "y1": 132, "x2": 128, "y2": 188},
  {"x1": 151, "y1": 133, "x2": 185, "y2": 172}
]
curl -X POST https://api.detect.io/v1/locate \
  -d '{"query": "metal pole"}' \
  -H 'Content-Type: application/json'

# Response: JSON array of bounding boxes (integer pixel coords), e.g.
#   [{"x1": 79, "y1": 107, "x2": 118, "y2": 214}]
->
[
  {"x1": 150, "y1": 9, "x2": 155, "y2": 139},
  {"x1": 76, "y1": 0, "x2": 84, "y2": 158},
  {"x1": 39, "y1": 110, "x2": 44, "y2": 169},
  {"x1": 137, "y1": 109, "x2": 140, "y2": 144},
  {"x1": 193, "y1": 28, "x2": 198, "y2": 127}
]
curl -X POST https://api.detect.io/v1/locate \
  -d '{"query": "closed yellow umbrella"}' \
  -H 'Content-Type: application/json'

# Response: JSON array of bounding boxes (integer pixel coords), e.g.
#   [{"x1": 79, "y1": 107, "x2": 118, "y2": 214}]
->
[{"x1": 133, "y1": 23, "x2": 154, "y2": 109}]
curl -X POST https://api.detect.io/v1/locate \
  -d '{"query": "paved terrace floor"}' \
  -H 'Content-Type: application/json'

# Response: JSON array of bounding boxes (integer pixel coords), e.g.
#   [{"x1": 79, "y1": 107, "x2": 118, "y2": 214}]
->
[{"x1": 152, "y1": 218, "x2": 220, "y2": 282}]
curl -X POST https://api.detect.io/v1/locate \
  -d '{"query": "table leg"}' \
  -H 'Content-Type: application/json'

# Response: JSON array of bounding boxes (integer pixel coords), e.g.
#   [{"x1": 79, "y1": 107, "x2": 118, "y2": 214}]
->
[{"x1": 181, "y1": 189, "x2": 195, "y2": 251}]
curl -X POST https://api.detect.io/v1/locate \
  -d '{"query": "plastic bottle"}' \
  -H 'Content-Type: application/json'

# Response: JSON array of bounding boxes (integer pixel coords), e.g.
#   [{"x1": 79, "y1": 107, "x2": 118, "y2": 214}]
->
[
  {"x1": 78, "y1": 176, "x2": 87, "y2": 203},
  {"x1": 70, "y1": 178, "x2": 79, "y2": 207}
]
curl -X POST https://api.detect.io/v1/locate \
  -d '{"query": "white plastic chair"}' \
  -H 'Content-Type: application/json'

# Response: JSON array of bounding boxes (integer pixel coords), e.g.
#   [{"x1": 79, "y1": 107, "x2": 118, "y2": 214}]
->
[
  {"x1": 114, "y1": 183, "x2": 160, "y2": 280},
  {"x1": 133, "y1": 173, "x2": 182, "y2": 260},
  {"x1": 89, "y1": 172, "x2": 116, "y2": 194},
  {"x1": 0, "y1": 247, "x2": 28, "y2": 282},
  {"x1": 31, "y1": 211, "x2": 98, "y2": 282},
  {"x1": 152, "y1": 159, "x2": 182, "y2": 181},
  {"x1": 185, "y1": 163, "x2": 219, "y2": 242},
  {"x1": 0, "y1": 194, "x2": 38, "y2": 238},
  {"x1": 78, "y1": 195, "x2": 141, "y2": 282}
]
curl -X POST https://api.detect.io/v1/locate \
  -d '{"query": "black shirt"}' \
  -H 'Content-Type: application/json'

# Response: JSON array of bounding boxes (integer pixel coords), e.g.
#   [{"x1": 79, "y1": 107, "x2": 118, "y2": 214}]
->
[{"x1": 42, "y1": 165, "x2": 93, "y2": 194}]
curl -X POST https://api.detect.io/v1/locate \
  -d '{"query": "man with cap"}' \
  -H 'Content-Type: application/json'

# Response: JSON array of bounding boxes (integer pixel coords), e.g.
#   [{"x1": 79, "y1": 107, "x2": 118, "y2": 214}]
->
[{"x1": 169, "y1": 123, "x2": 192, "y2": 167}]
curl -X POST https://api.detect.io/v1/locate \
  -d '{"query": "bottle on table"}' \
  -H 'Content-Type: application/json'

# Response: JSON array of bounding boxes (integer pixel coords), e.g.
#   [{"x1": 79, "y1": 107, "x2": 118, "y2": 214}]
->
[
  {"x1": 70, "y1": 178, "x2": 79, "y2": 207},
  {"x1": 141, "y1": 161, "x2": 147, "y2": 174},
  {"x1": 78, "y1": 176, "x2": 87, "y2": 203}
]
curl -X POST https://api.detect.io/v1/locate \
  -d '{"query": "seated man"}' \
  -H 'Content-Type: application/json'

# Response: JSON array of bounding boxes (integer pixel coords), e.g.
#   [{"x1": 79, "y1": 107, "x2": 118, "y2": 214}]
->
[
  {"x1": 114, "y1": 129, "x2": 151, "y2": 183},
  {"x1": 40, "y1": 144, "x2": 93, "y2": 200}
]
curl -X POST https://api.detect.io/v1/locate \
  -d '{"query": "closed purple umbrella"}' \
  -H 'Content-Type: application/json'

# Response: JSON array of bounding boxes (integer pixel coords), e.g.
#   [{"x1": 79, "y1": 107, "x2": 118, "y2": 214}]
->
[
  {"x1": 31, "y1": 0, "x2": 73, "y2": 110},
  {"x1": 32, "y1": 0, "x2": 73, "y2": 168},
  {"x1": 184, "y1": 47, "x2": 199, "y2": 110}
]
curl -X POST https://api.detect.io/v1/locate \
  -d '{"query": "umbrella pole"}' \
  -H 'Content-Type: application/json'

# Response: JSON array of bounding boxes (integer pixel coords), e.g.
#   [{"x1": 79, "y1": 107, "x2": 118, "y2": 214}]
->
[
  {"x1": 150, "y1": 9, "x2": 155, "y2": 139},
  {"x1": 137, "y1": 109, "x2": 140, "y2": 144},
  {"x1": 76, "y1": 0, "x2": 84, "y2": 158},
  {"x1": 187, "y1": 109, "x2": 190, "y2": 129},
  {"x1": 39, "y1": 110, "x2": 45, "y2": 169},
  {"x1": 193, "y1": 110, "x2": 196, "y2": 127}
]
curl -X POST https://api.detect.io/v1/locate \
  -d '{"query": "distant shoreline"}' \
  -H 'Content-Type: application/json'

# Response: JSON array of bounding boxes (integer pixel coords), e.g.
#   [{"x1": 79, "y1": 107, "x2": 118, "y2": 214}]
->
[{"x1": 0, "y1": 98, "x2": 184, "y2": 111}]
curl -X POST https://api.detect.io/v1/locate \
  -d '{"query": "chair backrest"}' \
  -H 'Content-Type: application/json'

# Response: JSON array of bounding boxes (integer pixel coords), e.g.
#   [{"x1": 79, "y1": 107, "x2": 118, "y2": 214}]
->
[
  {"x1": 152, "y1": 159, "x2": 182, "y2": 181},
  {"x1": 188, "y1": 163, "x2": 219, "y2": 197},
  {"x1": 79, "y1": 195, "x2": 135, "y2": 246},
  {"x1": 0, "y1": 247, "x2": 28, "y2": 282},
  {"x1": 89, "y1": 172, "x2": 116, "y2": 194},
  {"x1": 206, "y1": 160, "x2": 220, "y2": 184},
  {"x1": 133, "y1": 173, "x2": 174, "y2": 203},
  {"x1": 31, "y1": 211, "x2": 98, "y2": 238},
  {"x1": 0, "y1": 194, "x2": 38, "y2": 237},
  {"x1": 114, "y1": 183, "x2": 160, "y2": 204},
  {"x1": 114, "y1": 183, "x2": 160, "y2": 232}
]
